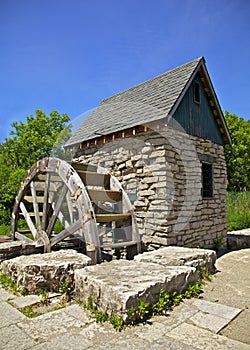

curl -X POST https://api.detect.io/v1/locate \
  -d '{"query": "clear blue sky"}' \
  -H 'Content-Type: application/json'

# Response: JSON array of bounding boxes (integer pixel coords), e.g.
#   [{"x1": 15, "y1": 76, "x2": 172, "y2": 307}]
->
[{"x1": 0, "y1": 0, "x2": 250, "y2": 142}]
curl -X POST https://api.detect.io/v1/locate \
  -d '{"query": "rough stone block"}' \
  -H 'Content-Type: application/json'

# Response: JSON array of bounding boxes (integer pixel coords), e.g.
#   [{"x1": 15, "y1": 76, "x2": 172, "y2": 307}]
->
[
  {"x1": 134, "y1": 246, "x2": 216, "y2": 273},
  {"x1": 227, "y1": 229, "x2": 250, "y2": 249},
  {"x1": 0, "y1": 250, "x2": 91, "y2": 293},
  {"x1": 0, "y1": 241, "x2": 23, "y2": 261},
  {"x1": 0, "y1": 241, "x2": 43, "y2": 262},
  {"x1": 74, "y1": 259, "x2": 198, "y2": 323}
]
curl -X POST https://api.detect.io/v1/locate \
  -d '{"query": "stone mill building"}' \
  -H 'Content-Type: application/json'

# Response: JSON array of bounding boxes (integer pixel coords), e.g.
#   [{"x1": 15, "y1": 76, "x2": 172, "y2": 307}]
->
[{"x1": 65, "y1": 57, "x2": 231, "y2": 251}]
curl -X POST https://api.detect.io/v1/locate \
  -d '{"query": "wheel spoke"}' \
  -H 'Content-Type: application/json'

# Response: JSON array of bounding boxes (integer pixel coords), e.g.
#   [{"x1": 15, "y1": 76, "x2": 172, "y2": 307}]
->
[
  {"x1": 42, "y1": 173, "x2": 51, "y2": 230},
  {"x1": 66, "y1": 191, "x2": 74, "y2": 223},
  {"x1": 30, "y1": 181, "x2": 41, "y2": 231},
  {"x1": 46, "y1": 184, "x2": 68, "y2": 236},
  {"x1": 19, "y1": 202, "x2": 38, "y2": 239},
  {"x1": 15, "y1": 232, "x2": 34, "y2": 243},
  {"x1": 50, "y1": 219, "x2": 82, "y2": 247}
]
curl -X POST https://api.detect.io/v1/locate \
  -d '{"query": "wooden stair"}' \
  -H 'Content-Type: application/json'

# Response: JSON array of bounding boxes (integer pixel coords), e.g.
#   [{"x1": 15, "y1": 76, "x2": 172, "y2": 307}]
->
[{"x1": 71, "y1": 162, "x2": 140, "y2": 253}]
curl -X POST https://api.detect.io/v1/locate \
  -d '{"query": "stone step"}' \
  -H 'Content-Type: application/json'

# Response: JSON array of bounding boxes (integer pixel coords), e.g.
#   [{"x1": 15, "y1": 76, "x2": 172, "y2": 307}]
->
[
  {"x1": 134, "y1": 246, "x2": 217, "y2": 274},
  {"x1": 74, "y1": 259, "x2": 198, "y2": 323}
]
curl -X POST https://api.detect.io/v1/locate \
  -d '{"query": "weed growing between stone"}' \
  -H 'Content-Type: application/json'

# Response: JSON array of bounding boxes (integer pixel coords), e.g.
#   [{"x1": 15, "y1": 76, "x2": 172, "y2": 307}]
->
[
  {"x1": 21, "y1": 305, "x2": 41, "y2": 318},
  {"x1": 213, "y1": 236, "x2": 224, "y2": 252},
  {"x1": 0, "y1": 272, "x2": 28, "y2": 295},
  {"x1": 0, "y1": 266, "x2": 212, "y2": 330},
  {"x1": 81, "y1": 277, "x2": 206, "y2": 331}
]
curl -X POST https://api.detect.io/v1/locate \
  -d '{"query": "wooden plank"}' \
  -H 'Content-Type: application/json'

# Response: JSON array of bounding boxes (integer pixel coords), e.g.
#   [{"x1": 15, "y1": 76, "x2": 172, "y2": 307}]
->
[
  {"x1": 46, "y1": 185, "x2": 68, "y2": 235},
  {"x1": 42, "y1": 173, "x2": 51, "y2": 230},
  {"x1": 95, "y1": 213, "x2": 131, "y2": 223},
  {"x1": 19, "y1": 202, "x2": 38, "y2": 239},
  {"x1": 77, "y1": 171, "x2": 110, "y2": 189},
  {"x1": 36, "y1": 174, "x2": 62, "y2": 182},
  {"x1": 88, "y1": 189, "x2": 122, "y2": 202},
  {"x1": 20, "y1": 212, "x2": 43, "y2": 217},
  {"x1": 34, "y1": 181, "x2": 57, "y2": 192},
  {"x1": 24, "y1": 196, "x2": 51, "y2": 204},
  {"x1": 71, "y1": 162, "x2": 98, "y2": 173},
  {"x1": 66, "y1": 191, "x2": 74, "y2": 223},
  {"x1": 15, "y1": 232, "x2": 35, "y2": 243},
  {"x1": 50, "y1": 219, "x2": 82, "y2": 246},
  {"x1": 30, "y1": 181, "x2": 41, "y2": 230},
  {"x1": 101, "y1": 241, "x2": 138, "y2": 248}
]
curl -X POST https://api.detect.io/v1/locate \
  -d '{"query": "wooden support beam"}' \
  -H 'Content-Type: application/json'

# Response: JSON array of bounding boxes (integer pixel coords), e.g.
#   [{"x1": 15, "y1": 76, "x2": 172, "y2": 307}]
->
[
  {"x1": 95, "y1": 213, "x2": 131, "y2": 223},
  {"x1": 19, "y1": 202, "x2": 38, "y2": 240},
  {"x1": 50, "y1": 219, "x2": 82, "y2": 247},
  {"x1": 101, "y1": 240, "x2": 138, "y2": 248}
]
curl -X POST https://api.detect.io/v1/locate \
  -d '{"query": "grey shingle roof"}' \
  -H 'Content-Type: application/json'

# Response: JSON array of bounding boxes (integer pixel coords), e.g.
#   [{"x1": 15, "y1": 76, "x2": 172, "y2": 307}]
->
[{"x1": 66, "y1": 57, "x2": 204, "y2": 147}]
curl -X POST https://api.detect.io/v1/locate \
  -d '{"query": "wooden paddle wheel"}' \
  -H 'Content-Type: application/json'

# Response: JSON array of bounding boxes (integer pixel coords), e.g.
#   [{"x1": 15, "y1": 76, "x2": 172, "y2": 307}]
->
[{"x1": 10, "y1": 158, "x2": 140, "y2": 263}]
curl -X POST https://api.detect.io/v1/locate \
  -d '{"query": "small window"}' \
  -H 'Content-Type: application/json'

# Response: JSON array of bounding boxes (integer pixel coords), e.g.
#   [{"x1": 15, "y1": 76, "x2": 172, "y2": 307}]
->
[
  {"x1": 202, "y1": 163, "x2": 213, "y2": 198},
  {"x1": 194, "y1": 81, "x2": 201, "y2": 104}
]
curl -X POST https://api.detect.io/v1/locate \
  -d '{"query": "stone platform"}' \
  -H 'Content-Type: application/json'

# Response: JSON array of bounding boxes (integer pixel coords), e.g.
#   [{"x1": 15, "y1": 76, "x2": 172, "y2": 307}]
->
[
  {"x1": 74, "y1": 247, "x2": 216, "y2": 323},
  {"x1": 0, "y1": 245, "x2": 217, "y2": 323},
  {"x1": 75, "y1": 260, "x2": 197, "y2": 322},
  {"x1": 0, "y1": 250, "x2": 91, "y2": 292},
  {"x1": 227, "y1": 229, "x2": 250, "y2": 250},
  {"x1": 134, "y1": 246, "x2": 216, "y2": 273}
]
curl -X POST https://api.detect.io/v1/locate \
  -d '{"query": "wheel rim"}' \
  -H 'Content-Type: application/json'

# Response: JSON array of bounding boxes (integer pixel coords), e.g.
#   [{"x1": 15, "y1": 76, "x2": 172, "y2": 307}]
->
[{"x1": 11, "y1": 158, "x2": 100, "y2": 259}]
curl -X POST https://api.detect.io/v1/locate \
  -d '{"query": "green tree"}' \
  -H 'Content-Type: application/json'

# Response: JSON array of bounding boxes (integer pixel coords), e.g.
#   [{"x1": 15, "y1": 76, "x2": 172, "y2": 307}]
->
[
  {"x1": 224, "y1": 111, "x2": 250, "y2": 191},
  {"x1": 0, "y1": 110, "x2": 71, "y2": 226}
]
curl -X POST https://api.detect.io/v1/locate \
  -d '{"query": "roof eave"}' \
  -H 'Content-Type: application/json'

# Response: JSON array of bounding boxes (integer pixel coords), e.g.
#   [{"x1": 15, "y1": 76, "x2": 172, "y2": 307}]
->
[{"x1": 168, "y1": 57, "x2": 232, "y2": 146}]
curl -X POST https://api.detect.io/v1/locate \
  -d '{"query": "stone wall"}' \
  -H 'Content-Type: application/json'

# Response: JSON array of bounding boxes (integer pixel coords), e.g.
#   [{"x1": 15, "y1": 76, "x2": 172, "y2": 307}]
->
[{"x1": 73, "y1": 123, "x2": 227, "y2": 251}]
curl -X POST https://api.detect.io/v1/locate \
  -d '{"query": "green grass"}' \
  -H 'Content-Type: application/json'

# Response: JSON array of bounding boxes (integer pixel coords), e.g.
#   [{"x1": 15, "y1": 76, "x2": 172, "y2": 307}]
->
[
  {"x1": 0, "y1": 224, "x2": 10, "y2": 236},
  {"x1": 226, "y1": 191, "x2": 250, "y2": 231}
]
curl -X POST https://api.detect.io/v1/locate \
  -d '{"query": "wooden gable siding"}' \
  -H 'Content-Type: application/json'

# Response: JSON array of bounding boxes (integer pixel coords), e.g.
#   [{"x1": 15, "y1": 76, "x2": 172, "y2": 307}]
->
[{"x1": 171, "y1": 73, "x2": 224, "y2": 145}]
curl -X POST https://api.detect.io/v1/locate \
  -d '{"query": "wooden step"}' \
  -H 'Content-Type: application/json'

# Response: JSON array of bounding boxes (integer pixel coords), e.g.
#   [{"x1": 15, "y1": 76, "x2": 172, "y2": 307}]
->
[
  {"x1": 77, "y1": 171, "x2": 110, "y2": 189},
  {"x1": 71, "y1": 162, "x2": 98, "y2": 173},
  {"x1": 19, "y1": 212, "x2": 43, "y2": 217},
  {"x1": 95, "y1": 213, "x2": 131, "y2": 223},
  {"x1": 24, "y1": 196, "x2": 51, "y2": 204},
  {"x1": 36, "y1": 174, "x2": 62, "y2": 182},
  {"x1": 87, "y1": 189, "x2": 122, "y2": 202},
  {"x1": 33, "y1": 182, "x2": 57, "y2": 192},
  {"x1": 101, "y1": 241, "x2": 138, "y2": 248}
]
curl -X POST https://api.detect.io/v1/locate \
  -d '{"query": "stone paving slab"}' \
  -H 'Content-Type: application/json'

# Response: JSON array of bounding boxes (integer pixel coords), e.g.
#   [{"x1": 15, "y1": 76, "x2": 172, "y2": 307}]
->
[
  {"x1": 187, "y1": 300, "x2": 242, "y2": 333},
  {"x1": 194, "y1": 299, "x2": 242, "y2": 322},
  {"x1": 9, "y1": 294, "x2": 42, "y2": 309},
  {"x1": 74, "y1": 259, "x2": 198, "y2": 322},
  {"x1": 0, "y1": 286, "x2": 13, "y2": 301},
  {"x1": 0, "y1": 300, "x2": 26, "y2": 328},
  {"x1": 0, "y1": 324, "x2": 38, "y2": 350},
  {"x1": 167, "y1": 322, "x2": 250, "y2": 350},
  {"x1": 17, "y1": 305, "x2": 94, "y2": 342},
  {"x1": 134, "y1": 246, "x2": 216, "y2": 273}
]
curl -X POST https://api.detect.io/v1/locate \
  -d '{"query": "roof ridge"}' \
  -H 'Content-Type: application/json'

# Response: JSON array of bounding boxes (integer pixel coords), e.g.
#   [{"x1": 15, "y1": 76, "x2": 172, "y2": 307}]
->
[{"x1": 101, "y1": 56, "x2": 204, "y2": 103}]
